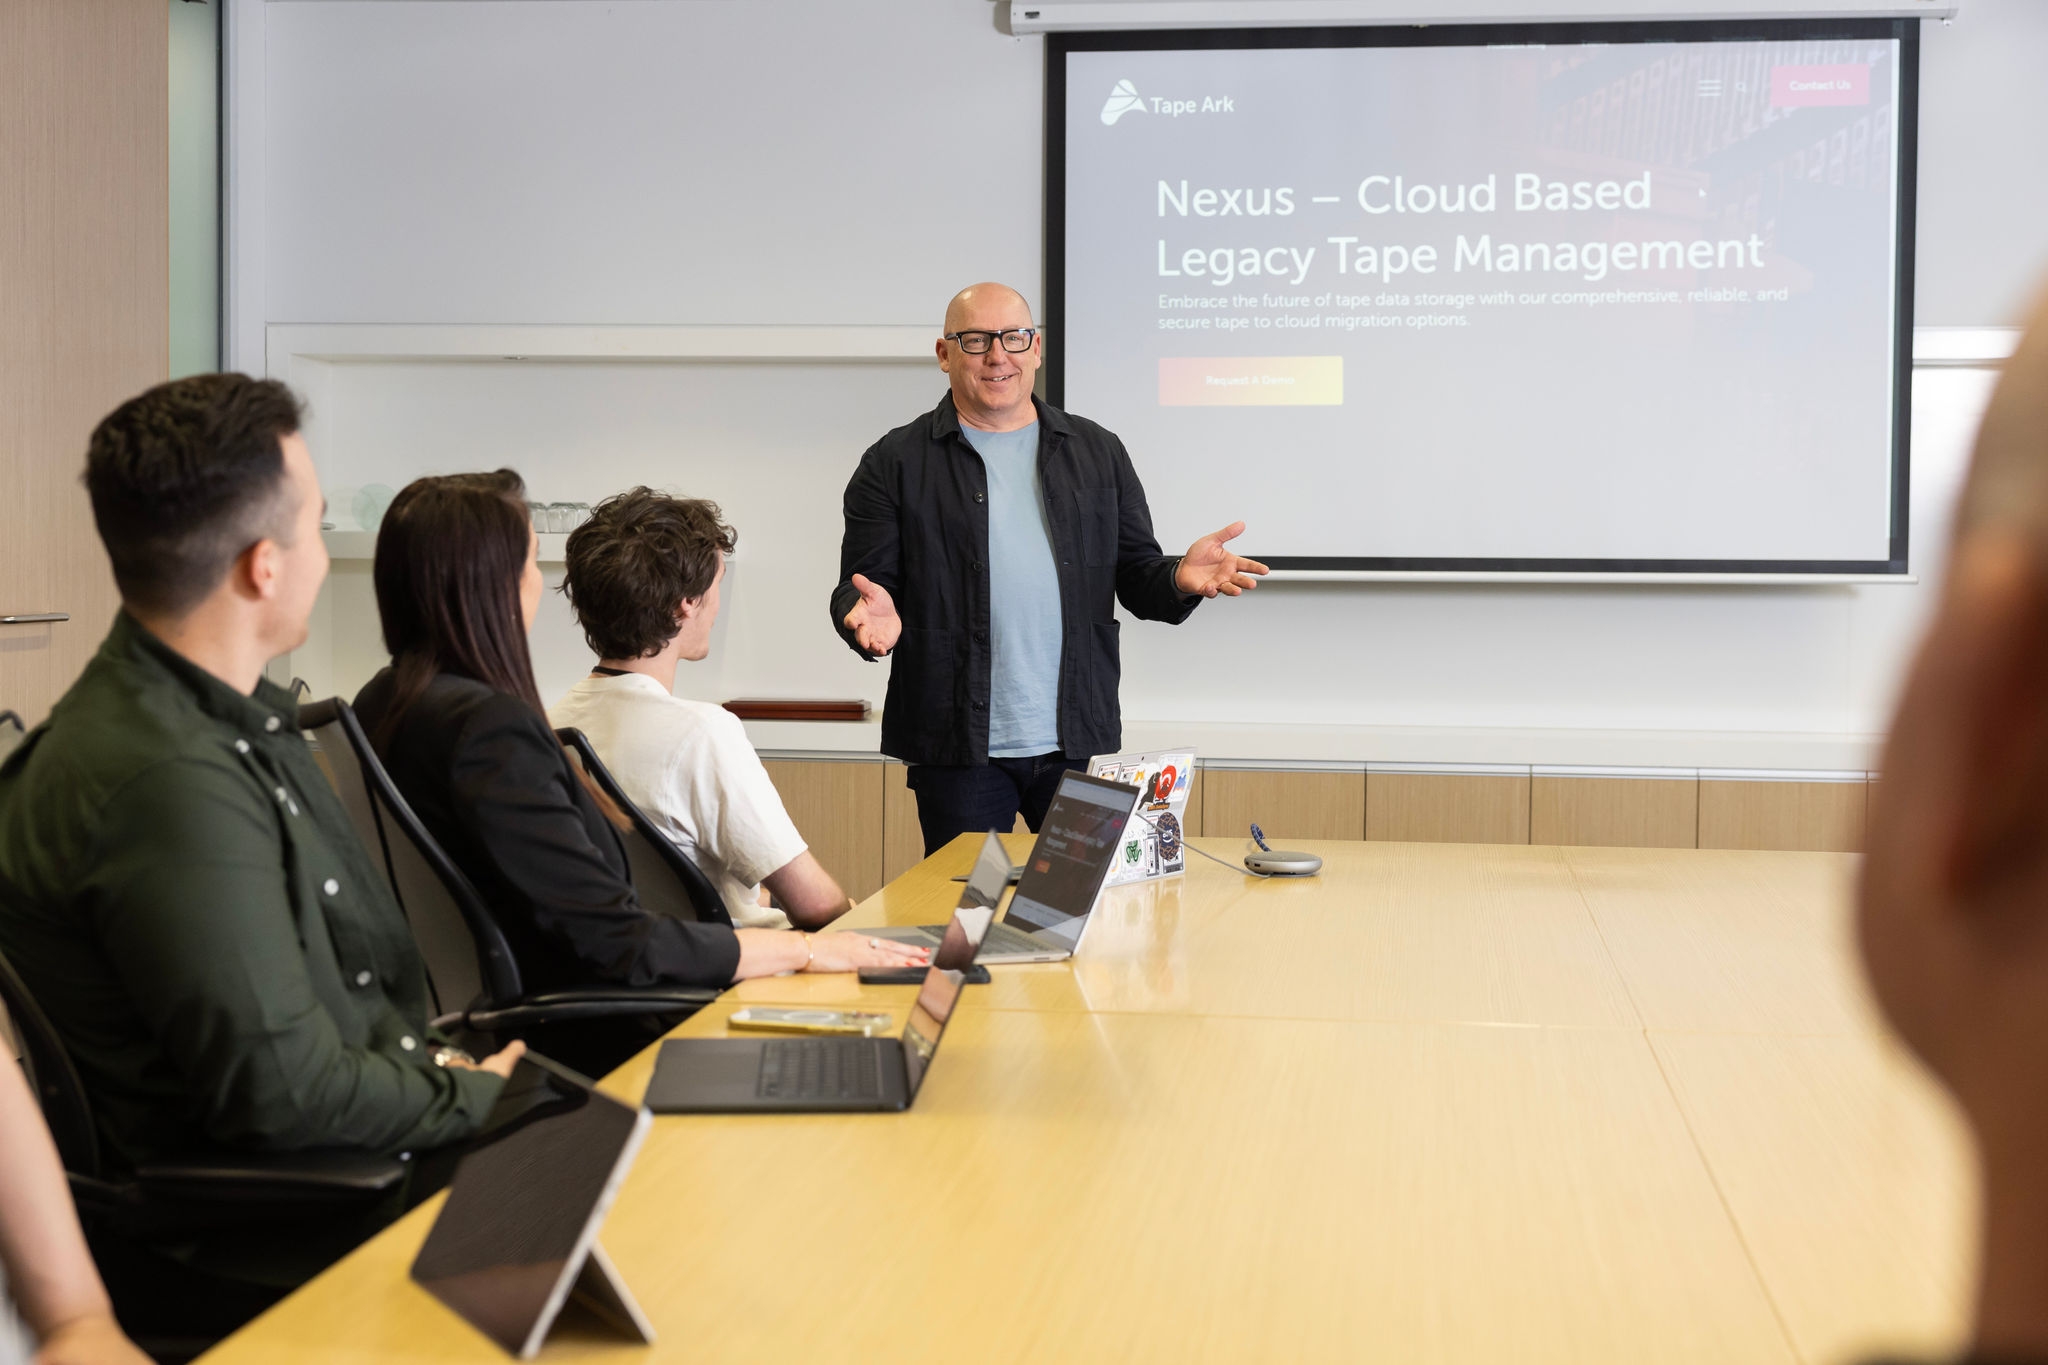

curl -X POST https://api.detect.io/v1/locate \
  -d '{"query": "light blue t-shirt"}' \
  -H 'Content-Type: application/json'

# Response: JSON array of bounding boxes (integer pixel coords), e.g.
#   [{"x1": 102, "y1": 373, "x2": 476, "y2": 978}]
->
[{"x1": 960, "y1": 421, "x2": 1063, "y2": 757}]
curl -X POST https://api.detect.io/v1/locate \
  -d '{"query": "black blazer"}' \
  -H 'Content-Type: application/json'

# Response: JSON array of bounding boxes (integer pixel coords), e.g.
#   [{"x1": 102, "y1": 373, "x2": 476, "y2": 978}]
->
[
  {"x1": 830, "y1": 392, "x2": 1199, "y2": 767},
  {"x1": 352, "y1": 669, "x2": 742, "y2": 994}
]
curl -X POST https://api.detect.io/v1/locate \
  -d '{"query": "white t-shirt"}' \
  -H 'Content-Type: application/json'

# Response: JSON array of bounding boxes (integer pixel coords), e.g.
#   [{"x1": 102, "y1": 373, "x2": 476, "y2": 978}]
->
[{"x1": 549, "y1": 674, "x2": 809, "y2": 930}]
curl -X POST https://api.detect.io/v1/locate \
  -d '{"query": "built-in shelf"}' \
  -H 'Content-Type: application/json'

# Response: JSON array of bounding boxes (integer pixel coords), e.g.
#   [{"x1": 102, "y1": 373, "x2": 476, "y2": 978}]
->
[
  {"x1": 740, "y1": 717, "x2": 1882, "y2": 773},
  {"x1": 321, "y1": 529, "x2": 572, "y2": 562}
]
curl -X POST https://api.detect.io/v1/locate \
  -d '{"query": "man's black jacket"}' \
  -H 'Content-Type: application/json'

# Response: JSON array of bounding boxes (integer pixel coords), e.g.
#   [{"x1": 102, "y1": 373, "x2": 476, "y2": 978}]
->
[{"x1": 831, "y1": 392, "x2": 1198, "y2": 767}]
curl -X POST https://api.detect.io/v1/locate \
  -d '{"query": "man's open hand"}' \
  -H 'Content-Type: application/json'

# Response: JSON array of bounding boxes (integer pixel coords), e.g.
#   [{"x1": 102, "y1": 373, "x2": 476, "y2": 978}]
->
[
  {"x1": 1175, "y1": 523, "x2": 1270, "y2": 598},
  {"x1": 842, "y1": 574, "x2": 903, "y2": 655}
]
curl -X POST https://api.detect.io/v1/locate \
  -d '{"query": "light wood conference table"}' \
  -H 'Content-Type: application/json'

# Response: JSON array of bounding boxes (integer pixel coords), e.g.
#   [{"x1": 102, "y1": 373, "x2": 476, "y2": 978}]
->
[{"x1": 201, "y1": 837, "x2": 1975, "y2": 1365}]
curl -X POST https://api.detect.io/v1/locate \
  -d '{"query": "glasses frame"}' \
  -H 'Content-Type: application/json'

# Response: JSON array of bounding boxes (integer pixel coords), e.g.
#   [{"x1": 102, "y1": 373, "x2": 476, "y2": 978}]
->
[{"x1": 944, "y1": 327, "x2": 1039, "y2": 355}]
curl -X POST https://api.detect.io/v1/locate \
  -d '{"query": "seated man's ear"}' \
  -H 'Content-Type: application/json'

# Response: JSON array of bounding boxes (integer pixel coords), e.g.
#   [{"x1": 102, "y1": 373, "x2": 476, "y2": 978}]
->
[
  {"x1": 1935, "y1": 533, "x2": 2048, "y2": 909},
  {"x1": 236, "y1": 537, "x2": 286, "y2": 602}
]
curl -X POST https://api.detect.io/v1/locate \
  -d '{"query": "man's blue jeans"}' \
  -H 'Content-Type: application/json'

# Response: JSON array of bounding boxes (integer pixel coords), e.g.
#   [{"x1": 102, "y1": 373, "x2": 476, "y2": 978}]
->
[{"x1": 905, "y1": 752, "x2": 1088, "y2": 857}]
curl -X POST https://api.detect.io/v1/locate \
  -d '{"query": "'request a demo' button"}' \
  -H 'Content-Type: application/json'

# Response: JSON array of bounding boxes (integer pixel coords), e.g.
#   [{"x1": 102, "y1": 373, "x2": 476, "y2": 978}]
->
[{"x1": 1158, "y1": 356, "x2": 1343, "y2": 406}]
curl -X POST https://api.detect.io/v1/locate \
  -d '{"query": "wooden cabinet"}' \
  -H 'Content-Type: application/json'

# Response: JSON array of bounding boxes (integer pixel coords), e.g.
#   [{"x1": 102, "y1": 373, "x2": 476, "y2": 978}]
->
[
  {"x1": 1198, "y1": 768, "x2": 1365, "y2": 842},
  {"x1": 1533, "y1": 775, "x2": 1700, "y2": 849},
  {"x1": 1367, "y1": 771, "x2": 1531, "y2": 845},
  {"x1": 0, "y1": 0, "x2": 167, "y2": 722},
  {"x1": 761, "y1": 759, "x2": 886, "y2": 902},
  {"x1": 1698, "y1": 779, "x2": 1866, "y2": 853},
  {"x1": 762, "y1": 760, "x2": 1873, "y2": 893}
]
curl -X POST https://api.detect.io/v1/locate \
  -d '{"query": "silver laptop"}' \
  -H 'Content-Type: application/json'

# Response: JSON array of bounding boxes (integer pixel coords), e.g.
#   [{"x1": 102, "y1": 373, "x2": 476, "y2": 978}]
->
[{"x1": 874, "y1": 770, "x2": 1143, "y2": 964}]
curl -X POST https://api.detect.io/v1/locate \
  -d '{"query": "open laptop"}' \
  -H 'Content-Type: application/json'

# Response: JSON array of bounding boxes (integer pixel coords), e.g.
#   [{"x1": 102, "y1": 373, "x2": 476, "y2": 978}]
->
[
  {"x1": 642, "y1": 902, "x2": 993, "y2": 1114},
  {"x1": 872, "y1": 769, "x2": 1143, "y2": 964},
  {"x1": 412, "y1": 1053, "x2": 655, "y2": 1359}
]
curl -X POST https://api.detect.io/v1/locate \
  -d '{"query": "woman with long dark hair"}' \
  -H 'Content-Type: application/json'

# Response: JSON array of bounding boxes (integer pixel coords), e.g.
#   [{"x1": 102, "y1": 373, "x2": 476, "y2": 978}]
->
[{"x1": 352, "y1": 471, "x2": 925, "y2": 1035}]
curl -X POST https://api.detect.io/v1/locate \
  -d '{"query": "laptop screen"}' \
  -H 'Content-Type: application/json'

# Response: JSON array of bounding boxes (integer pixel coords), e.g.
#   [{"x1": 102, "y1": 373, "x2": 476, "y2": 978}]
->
[
  {"x1": 900, "y1": 903, "x2": 993, "y2": 1096},
  {"x1": 958, "y1": 831, "x2": 1014, "y2": 914},
  {"x1": 1004, "y1": 771, "x2": 1142, "y2": 938},
  {"x1": 933, "y1": 902, "x2": 997, "y2": 972}
]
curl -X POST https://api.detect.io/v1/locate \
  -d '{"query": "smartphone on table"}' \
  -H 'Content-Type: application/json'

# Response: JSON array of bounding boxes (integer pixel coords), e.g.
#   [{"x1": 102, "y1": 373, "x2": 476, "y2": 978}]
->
[{"x1": 726, "y1": 1007, "x2": 893, "y2": 1036}]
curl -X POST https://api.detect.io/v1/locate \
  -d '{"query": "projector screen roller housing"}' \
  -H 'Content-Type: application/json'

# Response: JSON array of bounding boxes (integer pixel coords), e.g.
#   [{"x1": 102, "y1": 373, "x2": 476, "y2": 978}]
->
[{"x1": 1047, "y1": 21, "x2": 1916, "y2": 576}]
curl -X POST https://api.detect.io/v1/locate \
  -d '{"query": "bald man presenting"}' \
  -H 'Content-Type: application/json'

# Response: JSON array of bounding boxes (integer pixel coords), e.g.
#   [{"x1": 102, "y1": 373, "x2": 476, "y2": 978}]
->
[{"x1": 831, "y1": 283, "x2": 1266, "y2": 854}]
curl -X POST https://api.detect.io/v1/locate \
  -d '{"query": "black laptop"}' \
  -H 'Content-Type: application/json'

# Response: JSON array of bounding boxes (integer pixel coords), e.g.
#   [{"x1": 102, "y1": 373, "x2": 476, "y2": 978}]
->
[
  {"x1": 642, "y1": 902, "x2": 993, "y2": 1114},
  {"x1": 871, "y1": 769, "x2": 1143, "y2": 964}
]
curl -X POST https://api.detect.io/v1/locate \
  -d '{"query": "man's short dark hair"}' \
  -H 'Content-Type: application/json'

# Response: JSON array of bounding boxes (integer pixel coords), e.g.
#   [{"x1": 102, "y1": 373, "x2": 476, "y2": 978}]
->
[
  {"x1": 83, "y1": 374, "x2": 306, "y2": 616},
  {"x1": 562, "y1": 489, "x2": 737, "y2": 660}
]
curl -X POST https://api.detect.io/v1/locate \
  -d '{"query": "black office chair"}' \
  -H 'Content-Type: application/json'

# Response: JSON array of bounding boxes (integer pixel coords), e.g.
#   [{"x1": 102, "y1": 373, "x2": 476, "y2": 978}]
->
[
  {"x1": 555, "y1": 726, "x2": 734, "y2": 927},
  {"x1": 300, "y1": 698, "x2": 717, "y2": 1039},
  {"x1": 0, "y1": 945, "x2": 407, "y2": 1359}
]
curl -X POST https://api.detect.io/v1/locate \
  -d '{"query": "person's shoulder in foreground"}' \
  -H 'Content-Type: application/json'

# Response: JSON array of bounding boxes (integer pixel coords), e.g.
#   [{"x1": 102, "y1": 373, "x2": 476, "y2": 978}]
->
[
  {"x1": 0, "y1": 373, "x2": 515, "y2": 1177},
  {"x1": 1857, "y1": 286, "x2": 2048, "y2": 1363},
  {"x1": 554, "y1": 487, "x2": 844, "y2": 930}
]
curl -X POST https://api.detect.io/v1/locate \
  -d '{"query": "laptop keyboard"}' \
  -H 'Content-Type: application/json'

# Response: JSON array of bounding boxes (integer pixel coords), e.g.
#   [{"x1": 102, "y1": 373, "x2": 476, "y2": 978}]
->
[
  {"x1": 980, "y1": 920, "x2": 1050, "y2": 955},
  {"x1": 757, "y1": 1039, "x2": 883, "y2": 1101}
]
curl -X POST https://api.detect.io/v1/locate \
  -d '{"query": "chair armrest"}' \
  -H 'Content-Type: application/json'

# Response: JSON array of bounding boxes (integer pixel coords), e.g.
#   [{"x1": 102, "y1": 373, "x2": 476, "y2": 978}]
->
[
  {"x1": 460, "y1": 987, "x2": 719, "y2": 1035},
  {"x1": 70, "y1": 1152, "x2": 410, "y2": 1242},
  {"x1": 131, "y1": 1149, "x2": 410, "y2": 1205}
]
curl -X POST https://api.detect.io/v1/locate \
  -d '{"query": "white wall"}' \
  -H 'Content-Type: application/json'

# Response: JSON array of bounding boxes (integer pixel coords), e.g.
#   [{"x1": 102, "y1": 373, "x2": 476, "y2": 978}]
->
[
  {"x1": 236, "y1": 0, "x2": 2043, "y2": 768},
  {"x1": 1916, "y1": 0, "x2": 2048, "y2": 326}
]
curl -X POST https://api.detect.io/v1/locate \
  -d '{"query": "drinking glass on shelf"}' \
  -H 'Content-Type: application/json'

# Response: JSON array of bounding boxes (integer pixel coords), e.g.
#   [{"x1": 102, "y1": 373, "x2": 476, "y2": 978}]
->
[{"x1": 352, "y1": 484, "x2": 396, "y2": 532}]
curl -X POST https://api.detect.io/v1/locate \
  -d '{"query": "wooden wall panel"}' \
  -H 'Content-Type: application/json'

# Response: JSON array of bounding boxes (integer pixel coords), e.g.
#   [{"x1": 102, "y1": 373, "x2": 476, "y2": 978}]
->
[
  {"x1": 1532, "y1": 777, "x2": 1698, "y2": 849},
  {"x1": 879, "y1": 759, "x2": 1040, "y2": 887},
  {"x1": 1698, "y1": 780, "x2": 1867, "y2": 853},
  {"x1": 1199, "y1": 768, "x2": 1364, "y2": 843},
  {"x1": 762, "y1": 759, "x2": 886, "y2": 902},
  {"x1": 795, "y1": 765, "x2": 1866, "y2": 901},
  {"x1": 1367, "y1": 772, "x2": 1531, "y2": 845},
  {"x1": 1182, "y1": 768, "x2": 1204, "y2": 839},
  {"x1": 0, "y1": 1, "x2": 167, "y2": 723}
]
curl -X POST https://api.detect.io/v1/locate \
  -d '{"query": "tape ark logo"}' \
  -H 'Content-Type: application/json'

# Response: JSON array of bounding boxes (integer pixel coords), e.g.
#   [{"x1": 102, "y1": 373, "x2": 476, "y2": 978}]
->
[{"x1": 1101, "y1": 80, "x2": 1145, "y2": 126}]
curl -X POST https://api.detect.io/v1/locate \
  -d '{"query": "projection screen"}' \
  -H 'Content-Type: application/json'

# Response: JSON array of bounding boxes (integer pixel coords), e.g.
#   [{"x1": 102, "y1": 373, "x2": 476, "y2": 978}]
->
[{"x1": 1046, "y1": 20, "x2": 1917, "y2": 577}]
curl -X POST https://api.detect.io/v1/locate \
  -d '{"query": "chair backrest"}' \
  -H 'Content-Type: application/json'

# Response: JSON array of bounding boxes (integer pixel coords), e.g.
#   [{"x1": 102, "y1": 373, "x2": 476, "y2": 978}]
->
[
  {"x1": 299, "y1": 699, "x2": 525, "y2": 1016},
  {"x1": 0, "y1": 945, "x2": 101, "y2": 1177},
  {"x1": 556, "y1": 728, "x2": 734, "y2": 927},
  {"x1": 1, "y1": 713, "x2": 30, "y2": 1059}
]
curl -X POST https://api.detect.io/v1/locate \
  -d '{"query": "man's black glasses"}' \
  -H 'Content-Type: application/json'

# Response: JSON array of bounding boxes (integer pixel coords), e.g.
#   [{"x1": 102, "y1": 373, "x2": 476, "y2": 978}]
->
[{"x1": 944, "y1": 328, "x2": 1037, "y2": 355}]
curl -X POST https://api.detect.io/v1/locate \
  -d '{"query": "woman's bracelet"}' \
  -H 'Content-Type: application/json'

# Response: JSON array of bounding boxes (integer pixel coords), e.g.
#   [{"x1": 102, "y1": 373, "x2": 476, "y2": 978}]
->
[{"x1": 800, "y1": 932, "x2": 814, "y2": 973}]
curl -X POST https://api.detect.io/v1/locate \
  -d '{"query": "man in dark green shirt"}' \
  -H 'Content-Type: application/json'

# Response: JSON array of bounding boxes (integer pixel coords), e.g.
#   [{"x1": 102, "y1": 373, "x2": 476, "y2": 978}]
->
[{"x1": 0, "y1": 376, "x2": 518, "y2": 1274}]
